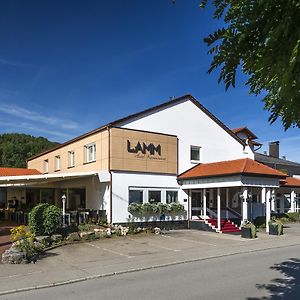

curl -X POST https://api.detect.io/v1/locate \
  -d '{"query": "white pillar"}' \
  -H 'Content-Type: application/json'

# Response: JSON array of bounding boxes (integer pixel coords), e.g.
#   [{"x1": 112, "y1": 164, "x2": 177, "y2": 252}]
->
[
  {"x1": 203, "y1": 188, "x2": 207, "y2": 218},
  {"x1": 271, "y1": 189, "x2": 276, "y2": 212},
  {"x1": 242, "y1": 187, "x2": 248, "y2": 221},
  {"x1": 261, "y1": 187, "x2": 266, "y2": 204},
  {"x1": 290, "y1": 190, "x2": 296, "y2": 212},
  {"x1": 188, "y1": 189, "x2": 192, "y2": 220},
  {"x1": 217, "y1": 187, "x2": 221, "y2": 231},
  {"x1": 266, "y1": 189, "x2": 271, "y2": 233}
]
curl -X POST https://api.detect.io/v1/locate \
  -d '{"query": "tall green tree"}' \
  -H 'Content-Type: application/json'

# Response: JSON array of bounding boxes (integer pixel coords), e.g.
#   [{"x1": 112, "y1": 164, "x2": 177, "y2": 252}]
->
[
  {"x1": 0, "y1": 133, "x2": 59, "y2": 168},
  {"x1": 201, "y1": 0, "x2": 300, "y2": 129}
]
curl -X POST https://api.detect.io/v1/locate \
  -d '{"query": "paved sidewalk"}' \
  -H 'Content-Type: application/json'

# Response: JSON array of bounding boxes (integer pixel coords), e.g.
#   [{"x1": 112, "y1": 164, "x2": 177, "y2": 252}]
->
[{"x1": 1, "y1": 223, "x2": 300, "y2": 295}]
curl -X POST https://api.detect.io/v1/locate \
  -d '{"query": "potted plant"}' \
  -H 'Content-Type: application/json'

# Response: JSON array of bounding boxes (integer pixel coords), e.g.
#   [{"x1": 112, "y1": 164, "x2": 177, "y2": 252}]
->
[
  {"x1": 268, "y1": 218, "x2": 283, "y2": 235},
  {"x1": 241, "y1": 220, "x2": 257, "y2": 239}
]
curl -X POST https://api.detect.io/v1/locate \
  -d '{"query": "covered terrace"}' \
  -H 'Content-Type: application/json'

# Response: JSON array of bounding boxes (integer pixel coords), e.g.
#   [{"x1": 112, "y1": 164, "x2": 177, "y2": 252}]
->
[{"x1": 178, "y1": 158, "x2": 287, "y2": 233}]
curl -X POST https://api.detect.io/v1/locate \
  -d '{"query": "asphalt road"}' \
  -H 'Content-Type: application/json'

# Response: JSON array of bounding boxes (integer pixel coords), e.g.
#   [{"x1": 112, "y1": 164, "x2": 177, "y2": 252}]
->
[{"x1": 3, "y1": 244, "x2": 300, "y2": 300}]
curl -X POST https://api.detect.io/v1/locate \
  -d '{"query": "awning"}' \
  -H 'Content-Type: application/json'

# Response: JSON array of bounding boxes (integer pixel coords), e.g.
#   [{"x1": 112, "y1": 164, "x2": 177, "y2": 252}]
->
[{"x1": 0, "y1": 170, "x2": 110, "y2": 187}]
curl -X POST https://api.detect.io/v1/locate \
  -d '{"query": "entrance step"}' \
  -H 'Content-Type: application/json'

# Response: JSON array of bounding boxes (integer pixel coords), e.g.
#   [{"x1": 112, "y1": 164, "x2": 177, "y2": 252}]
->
[{"x1": 205, "y1": 218, "x2": 241, "y2": 234}]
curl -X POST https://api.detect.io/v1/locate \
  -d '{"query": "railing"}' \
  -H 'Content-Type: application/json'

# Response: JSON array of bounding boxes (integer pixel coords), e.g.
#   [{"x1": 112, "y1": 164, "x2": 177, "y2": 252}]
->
[
  {"x1": 205, "y1": 207, "x2": 241, "y2": 220},
  {"x1": 206, "y1": 208, "x2": 218, "y2": 219},
  {"x1": 226, "y1": 207, "x2": 242, "y2": 219}
]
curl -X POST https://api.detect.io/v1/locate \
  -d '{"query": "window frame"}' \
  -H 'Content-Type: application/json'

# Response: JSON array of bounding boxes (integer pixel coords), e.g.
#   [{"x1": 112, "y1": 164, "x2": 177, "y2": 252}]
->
[
  {"x1": 190, "y1": 145, "x2": 202, "y2": 163},
  {"x1": 68, "y1": 151, "x2": 75, "y2": 168},
  {"x1": 85, "y1": 142, "x2": 96, "y2": 163},
  {"x1": 44, "y1": 159, "x2": 49, "y2": 173},
  {"x1": 148, "y1": 190, "x2": 162, "y2": 204},
  {"x1": 55, "y1": 155, "x2": 61, "y2": 171},
  {"x1": 129, "y1": 189, "x2": 144, "y2": 205},
  {"x1": 166, "y1": 190, "x2": 178, "y2": 204}
]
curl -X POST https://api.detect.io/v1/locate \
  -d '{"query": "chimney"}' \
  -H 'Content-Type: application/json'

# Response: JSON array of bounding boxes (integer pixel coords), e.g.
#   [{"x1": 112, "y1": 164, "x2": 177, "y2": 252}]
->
[{"x1": 269, "y1": 141, "x2": 280, "y2": 158}]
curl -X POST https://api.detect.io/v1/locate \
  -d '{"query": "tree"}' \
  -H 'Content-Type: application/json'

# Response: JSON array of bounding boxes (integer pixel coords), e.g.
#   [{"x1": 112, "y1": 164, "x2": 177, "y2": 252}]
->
[
  {"x1": 201, "y1": 0, "x2": 300, "y2": 129},
  {"x1": 0, "y1": 133, "x2": 59, "y2": 168}
]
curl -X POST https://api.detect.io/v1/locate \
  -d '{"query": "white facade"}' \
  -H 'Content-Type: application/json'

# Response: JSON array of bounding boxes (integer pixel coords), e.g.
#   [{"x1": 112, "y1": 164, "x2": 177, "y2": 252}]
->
[
  {"x1": 118, "y1": 98, "x2": 254, "y2": 173},
  {"x1": 108, "y1": 98, "x2": 255, "y2": 223}
]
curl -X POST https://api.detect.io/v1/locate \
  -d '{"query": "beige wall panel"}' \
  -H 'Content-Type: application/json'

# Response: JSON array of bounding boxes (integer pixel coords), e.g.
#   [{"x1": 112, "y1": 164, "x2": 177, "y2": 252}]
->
[
  {"x1": 167, "y1": 144, "x2": 177, "y2": 163},
  {"x1": 110, "y1": 128, "x2": 177, "y2": 174},
  {"x1": 124, "y1": 160, "x2": 148, "y2": 172},
  {"x1": 28, "y1": 130, "x2": 109, "y2": 174}
]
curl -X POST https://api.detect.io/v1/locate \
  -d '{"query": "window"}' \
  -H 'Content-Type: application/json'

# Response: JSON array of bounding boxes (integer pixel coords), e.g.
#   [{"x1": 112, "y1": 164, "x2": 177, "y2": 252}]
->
[
  {"x1": 190, "y1": 145, "x2": 201, "y2": 162},
  {"x1": 148, "y1": 190, "x2": 161, "y2": 203},
  {"x1": 55, "y1": 155, "x2": 60, "y2": 171},
  {"x1": 44, "y1": 159, "x2": 49, "y2": 173},
  {"x1": 129, "y1": 190, "x2": 143, "y2": 204},
  {"x1": 166, "y1": 191, "x2": 178, "y2": 203},
  {"x1": 85, "y1": 143, "x2": 96, "y2": 163},
  {"x1": 68, "y1": 151, "x2": 75, "y2": 168}
]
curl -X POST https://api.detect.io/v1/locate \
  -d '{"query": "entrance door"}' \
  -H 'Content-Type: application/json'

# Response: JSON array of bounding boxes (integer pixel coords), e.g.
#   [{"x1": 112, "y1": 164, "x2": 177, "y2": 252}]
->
[{"x1": 191, "y1": 190, "x2": 203, "y2": 217}]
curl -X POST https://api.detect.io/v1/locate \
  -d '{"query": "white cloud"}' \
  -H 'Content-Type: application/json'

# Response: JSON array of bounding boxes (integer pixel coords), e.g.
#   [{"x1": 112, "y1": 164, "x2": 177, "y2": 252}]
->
[
  {"x1": 0, "y1": 120, "x2": 74, "y2": 141},
  {"x1": 0, "y1": 103, "x2": 79, "y2": 130}
]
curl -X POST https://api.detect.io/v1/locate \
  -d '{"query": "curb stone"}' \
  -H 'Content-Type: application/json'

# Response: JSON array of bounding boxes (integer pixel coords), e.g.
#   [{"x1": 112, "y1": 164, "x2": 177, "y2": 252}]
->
[{"x1": 1, "y1": 242, "x2": 300, "y2": 296}]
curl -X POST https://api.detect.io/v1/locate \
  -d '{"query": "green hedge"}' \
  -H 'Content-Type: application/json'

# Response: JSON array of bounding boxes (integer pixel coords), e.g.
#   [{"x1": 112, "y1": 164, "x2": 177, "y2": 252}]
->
[
  {"x1": 29, "y1": 203, "x2": 62, "y2": 236},
  {"x1": 128, "y1": 202, "x2": 185, "y2": 216}
]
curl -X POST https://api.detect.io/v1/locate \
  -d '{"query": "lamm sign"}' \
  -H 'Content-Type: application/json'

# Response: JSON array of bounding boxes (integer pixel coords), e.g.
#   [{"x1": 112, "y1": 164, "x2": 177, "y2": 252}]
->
[{"x1": 127, "y1": 140, "x2": 165, "y2": 160}]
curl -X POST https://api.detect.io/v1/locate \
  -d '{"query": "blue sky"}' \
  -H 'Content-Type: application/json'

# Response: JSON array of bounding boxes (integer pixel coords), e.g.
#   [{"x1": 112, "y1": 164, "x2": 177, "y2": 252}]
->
[{"x1": 0, "y1": 0, "x2": 299, "y2": 162}]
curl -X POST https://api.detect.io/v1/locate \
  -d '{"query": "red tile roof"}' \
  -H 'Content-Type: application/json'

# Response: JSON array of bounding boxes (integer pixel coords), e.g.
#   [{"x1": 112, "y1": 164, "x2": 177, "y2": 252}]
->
[
  {"x1": 178, "y1": 158, "x2": 287, "y2": 180},
  {"x1": 0, "y1": 167, "x2": 41, "y2": 177},
  {"x1": 280, "y1": 177, "x2": 300, "y2": 188}
]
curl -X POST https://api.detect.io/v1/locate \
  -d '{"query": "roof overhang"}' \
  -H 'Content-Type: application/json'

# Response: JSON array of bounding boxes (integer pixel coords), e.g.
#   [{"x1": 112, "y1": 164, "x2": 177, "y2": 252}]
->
[
  {"x1": 0, "y1": 171, "x2": 110, "y2": 187},
  {"x1": 179, "y1": 174, "x2": 281, "y2": 189}
]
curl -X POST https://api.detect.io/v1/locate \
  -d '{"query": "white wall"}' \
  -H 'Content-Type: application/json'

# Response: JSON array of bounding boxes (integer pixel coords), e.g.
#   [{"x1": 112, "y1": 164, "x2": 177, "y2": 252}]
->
[
  {"x1": 119, "y1": 98, "x2": 254, "y2": 174},
  {"x1": 111, "y1": 171, "x2": 187, "y2": 223}
]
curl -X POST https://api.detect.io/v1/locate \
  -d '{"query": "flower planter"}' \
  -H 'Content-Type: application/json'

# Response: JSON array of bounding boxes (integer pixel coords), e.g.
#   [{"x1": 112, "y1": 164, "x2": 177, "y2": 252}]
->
[
  {"x1": 241, "y1": 227, "x2": 256, "y2": 239},
  {"x1": 241, "y1": 227, "x2": 254, "y2": 239},
  {"x1": 269, "y1": 223, "x2": 283, "y2": 235}
]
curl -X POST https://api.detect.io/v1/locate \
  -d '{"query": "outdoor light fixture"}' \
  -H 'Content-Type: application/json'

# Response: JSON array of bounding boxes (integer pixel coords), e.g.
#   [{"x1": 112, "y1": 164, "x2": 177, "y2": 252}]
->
[{"x1": 62, "y1": 194, "x2": 66, "y2": 227}]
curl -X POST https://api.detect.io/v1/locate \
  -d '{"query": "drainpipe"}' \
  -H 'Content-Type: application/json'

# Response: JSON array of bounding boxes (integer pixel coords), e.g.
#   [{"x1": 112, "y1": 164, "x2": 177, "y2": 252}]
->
[{"x1": 108, "y1": 127, "x2": 113, "y2": 224}]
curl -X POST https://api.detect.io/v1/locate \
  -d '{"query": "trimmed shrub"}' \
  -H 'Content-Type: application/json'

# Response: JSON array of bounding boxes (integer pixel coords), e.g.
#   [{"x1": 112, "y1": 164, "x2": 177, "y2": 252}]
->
[
  {"x1": 29, "y1": 204, "x2": 47, "y2": 236},
  {"x1": 29, "y1": 203, "x2": 62, "y2": 236},
  {"x1": 43, "y1": 204, "x2": 62, "y2": 235}
]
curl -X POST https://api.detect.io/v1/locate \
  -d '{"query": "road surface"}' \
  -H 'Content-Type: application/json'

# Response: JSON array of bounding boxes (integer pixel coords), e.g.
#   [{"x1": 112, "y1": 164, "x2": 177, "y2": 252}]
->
[{"x1": 3, "y1": 244, "x2": 300, "y2": 300}]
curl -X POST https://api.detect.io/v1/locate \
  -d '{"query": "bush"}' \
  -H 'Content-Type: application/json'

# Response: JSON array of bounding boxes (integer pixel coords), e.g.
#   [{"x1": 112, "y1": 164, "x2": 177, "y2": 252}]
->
[
  {"x1": 128, "y1": 203, "x2": 143, "y2": 215},
  {"x1": 78, "y1": 223, "x2": 94, "y2": 232},
  {"x1": 170, "y1": 203, "x2": 185, "y2": 213},
  {"x1": 128, "y1": 202, "x2": 185, "y2": 216},
  {"x1": 10, "y1": 226, "x2": 40, "y2": 259},
  {"x1": 29, "y1": 203, "x2": 62, "y2": 236},
  {"x1": 43, "y1": 204, "x2": 62, "y2": 235},
  {"x1": 286, "y1": 212, "x2": 300, "y2": 222}
]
